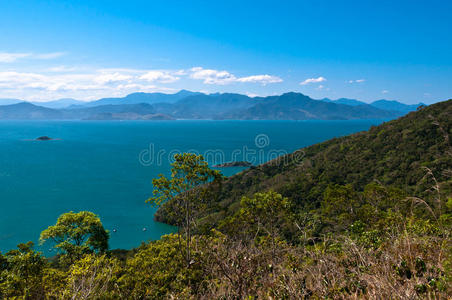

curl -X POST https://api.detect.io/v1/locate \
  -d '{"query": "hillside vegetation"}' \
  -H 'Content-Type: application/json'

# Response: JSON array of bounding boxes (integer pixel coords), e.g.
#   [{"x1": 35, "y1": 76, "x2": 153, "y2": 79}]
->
[
  {"x1": 156, "y1": 99, "x2": 452, "y2": 230},
  {"x1": 0, "y1": 99, "x2": 451, "y2": 299}
]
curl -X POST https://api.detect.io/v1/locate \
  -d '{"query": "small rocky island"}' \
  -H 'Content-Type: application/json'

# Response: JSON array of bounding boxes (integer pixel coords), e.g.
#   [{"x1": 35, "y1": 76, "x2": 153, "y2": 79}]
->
[
  {"x1": 36, "y1": 136, "x2": 53, "y2": 141},
  {"x1": 213, "y1": 161, "x2": 253, "y2": 168}
]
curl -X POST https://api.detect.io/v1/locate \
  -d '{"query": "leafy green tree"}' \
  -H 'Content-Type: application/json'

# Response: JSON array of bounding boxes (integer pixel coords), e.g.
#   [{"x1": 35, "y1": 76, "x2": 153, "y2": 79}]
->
[
  {"x1": 41, "y1": 268, "x2": 67, "y2": 299},
  {"x1": 0, "y1": 242, "x2": 48, "y2": 299},
  {"x1": 362, "y1": 182, "x2": 405, "y2": 212},
  {"x1": 356, "y1": 182, "x2": 406, "y2": 229},
  {"x1": 63, "y1": 254, "x2": 121, "y2": 299},
  {"x1": 147, "y1": 153, "x2": 222, "y2": 268},
  {"x1": 320, "y1": 184, "x2": 361, "y2": 230},
  {"x1": 238, "y1": 191, "x2": 290, "y2": 254},
  {"x1": 39, "y1": 211, "x2": 109, "y2": 264},
  {"x1": 119, "y1": 234, "x2": 203, "y2": 298}
]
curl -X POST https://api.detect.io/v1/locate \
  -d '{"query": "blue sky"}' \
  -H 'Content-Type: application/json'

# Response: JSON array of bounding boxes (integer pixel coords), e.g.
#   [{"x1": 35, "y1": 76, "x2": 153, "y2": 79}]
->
[{"x1": 0, "y1": 0, "x2": 451, "y2": 103}]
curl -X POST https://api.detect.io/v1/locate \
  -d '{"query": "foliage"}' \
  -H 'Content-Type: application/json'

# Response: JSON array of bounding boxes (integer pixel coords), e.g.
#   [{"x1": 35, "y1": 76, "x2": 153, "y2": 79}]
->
[
  {"x1": 0, "y1": 242, "x2": 48, "y2": 299},
  {"x1": 63, "y1": 254, "x2": 121, "y2": 299},
  {"x1": 230, "y1": 191, "x2": 291, "y2": 255},
  {"x1": 39, "y1": 211, "x2": 109, "y2": 265},
  {"x1": 164, "y1": 99, "x2": 452, "y2": 233},
  {"x1": 118, "y1": 234, "x2": 204, "y2": 299},
  {"x1": 147, "y1": 153, "x2": 222, "y2": 267}
]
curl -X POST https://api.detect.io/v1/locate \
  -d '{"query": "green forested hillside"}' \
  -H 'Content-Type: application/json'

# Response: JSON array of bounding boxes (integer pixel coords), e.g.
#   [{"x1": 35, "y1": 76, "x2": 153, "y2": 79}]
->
[{"x1": 156, "y1": 99, "x2": 452, "y2": 230}]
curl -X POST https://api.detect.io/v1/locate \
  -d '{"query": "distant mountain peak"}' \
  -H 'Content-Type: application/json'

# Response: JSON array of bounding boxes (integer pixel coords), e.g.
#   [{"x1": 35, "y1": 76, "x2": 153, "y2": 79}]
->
[
  {"x1": 281, "y1": 91, "x2": 306, "y2": 97},
  {"x1": 319, "y1": 97, "x2": 367, "y2": 106},
  {"x1": 370, "y1": 99, "x2": 425, "y2": 113},
  {"x1": 0, "y1": 98, "x2": 23, "y2": 106},
  {"x1": 12, "y1": 101, "x2": 35, "y2": 107},
  {"x1": 176, "y1": 89, "x2": 198, "y2": 95}
]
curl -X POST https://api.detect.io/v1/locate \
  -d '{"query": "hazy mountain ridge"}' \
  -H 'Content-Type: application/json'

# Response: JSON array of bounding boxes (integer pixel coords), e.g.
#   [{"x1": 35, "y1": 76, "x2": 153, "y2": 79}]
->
[
  {"x1": 320, "y1": 97, "x2": 367, "y2": 106},
  {"x1": 74, "y1": 90, "x2": 203, "y2": 108},
  {"x1": 31, "y1": 98, "x2": 85, "y2": 109},
  {"x1": 0, "y1": 102, "x2": 63, "y2": 120},
  {"x1": 220, "y1": 92, "x2": 398, "y2": 120},
  {"x1": 320, "y1": 97, "x2": 425, "y2": 113},
  {"x1": 0, "y1": 98, "x2": 23, "y2": 106},
  {"x1": 0, "y1": 91, "x2": 425, "y2": 120},
  {"x1": 370, "y1": 99, "x2": 425, "y2": 113}
]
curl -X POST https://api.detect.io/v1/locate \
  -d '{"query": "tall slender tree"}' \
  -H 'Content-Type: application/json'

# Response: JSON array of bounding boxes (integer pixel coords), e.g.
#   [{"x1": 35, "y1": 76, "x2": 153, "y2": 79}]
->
[{"x1": 147, "y1": 153, "x2": 222, "y2": 268}]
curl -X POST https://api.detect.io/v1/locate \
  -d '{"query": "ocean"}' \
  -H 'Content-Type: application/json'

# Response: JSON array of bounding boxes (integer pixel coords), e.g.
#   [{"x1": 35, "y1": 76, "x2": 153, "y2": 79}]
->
[{"x1": 0, "y1": 119, "x2": 385, "y2": 253}]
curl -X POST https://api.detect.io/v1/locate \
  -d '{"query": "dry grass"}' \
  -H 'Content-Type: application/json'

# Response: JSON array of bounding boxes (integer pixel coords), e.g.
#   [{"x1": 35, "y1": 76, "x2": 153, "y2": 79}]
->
[{"x1": 195, "y1": 231, "x2": 450, "y2": 299}]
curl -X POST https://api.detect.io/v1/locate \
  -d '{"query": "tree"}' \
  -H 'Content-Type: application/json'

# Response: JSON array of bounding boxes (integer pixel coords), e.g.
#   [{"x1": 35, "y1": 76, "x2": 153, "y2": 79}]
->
[
  {"x1": 64, "y1": 254, "x2": 120, "y2": 299},
  {"x1": 0, "y1": 242, "x2": 48, "y2": 299},
  {"x1": 320, "y1": 184, "x2": 361, "y2": 230},
  {"x1": 147, "y1": 153, "x2": 222, "y2": 268},
  {"x1": 39, "y1": 211, "x2": 109, "y2": 264},
  {"x1": 119, "y1": 234, "x2": 203, "y2": 298},
  {"x1": 238, "y1": 191, "x2": 291, "y2": 255}
]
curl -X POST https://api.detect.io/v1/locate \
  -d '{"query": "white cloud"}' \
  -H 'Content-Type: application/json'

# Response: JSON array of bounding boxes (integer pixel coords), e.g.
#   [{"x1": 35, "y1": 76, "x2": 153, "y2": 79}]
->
[
  {"x1": 0, "y1": 68, "x2": 181, "y2": 101},
  {"x1": 140, "y1": 70, "x2": 180, "y2": 83},
  {"x1": 246, "y1": 92, "x2": 260, "y2": 97},
  {"x1": 0, "y1": 65, "x2": 282, "y2": 101},
  {"x1": 348, "y1": 79, "x2": 366, "y2": 84},
  {"x1": 189, "y1": 67, "x2": 282, "y2": 85},
  {"x1": 300, "y1": 76, "x2": 326, "y2": 85},
  {"x1": 0, "y1": 67, "x2": 182, "y2": 101},
  {"x1": 381, "y1": 90, "x2": 389, "y2": 94},
  {"x1": 47, "y1": 66, "x2": 80, "y2": 72},
  {"x1": 237, "y1": 75, "x2": 282, "y2": 85},
  {"x1": 94, "y1": 72, "x2": 133, "y2": 84},
  {"x1": 33, "y1": 52, "x2": 66, "y2": 60},
  {"x1": 190, "y1": 67, "x2": 237, "y2": 85},
  {"x1": 0, "y1": 52, "x2": 66, "y2": 63},
  {"x1": 115, "y1": 83, "x2": 176, "y2": 93},
  {"x1": 0, "y1": 72, "x2": 47, "y2": 88},
  {"x1": 0, "y1": 53, "x2": 31, "y2": 63},
  {"x1": 173, "y1": 69, "x2": 187, "y2": 76}
]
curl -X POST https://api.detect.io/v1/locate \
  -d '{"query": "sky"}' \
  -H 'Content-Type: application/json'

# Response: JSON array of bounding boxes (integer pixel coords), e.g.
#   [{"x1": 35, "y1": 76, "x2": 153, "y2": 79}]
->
[{"x1": 0, "y1": 0, "x2": 451, "y2": 104}]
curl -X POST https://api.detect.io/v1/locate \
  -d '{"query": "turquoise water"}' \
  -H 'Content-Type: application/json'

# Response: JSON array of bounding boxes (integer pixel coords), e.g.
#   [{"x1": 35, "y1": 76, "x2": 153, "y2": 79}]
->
[{"x1": 0, "y1": 120, "x2": 385, "y2": 253}]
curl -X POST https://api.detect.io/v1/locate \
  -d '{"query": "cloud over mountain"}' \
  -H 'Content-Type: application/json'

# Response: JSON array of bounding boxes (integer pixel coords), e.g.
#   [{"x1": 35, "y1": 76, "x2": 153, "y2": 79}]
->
[
  {"x1": 300, "y1": 76, "x2": 326, "y2": 85},
  {"x1": 189, "y1": 67, "x2": 283, "y2": 85},
  {"x1": 0, "y1": 63, "x2": 284, "y2": 101}
]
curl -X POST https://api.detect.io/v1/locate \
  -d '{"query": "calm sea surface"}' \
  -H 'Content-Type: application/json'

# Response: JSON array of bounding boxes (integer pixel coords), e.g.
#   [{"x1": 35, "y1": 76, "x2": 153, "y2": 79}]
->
[{"x1": 0, "y1": 120, "x2": 385, "y2": 253}]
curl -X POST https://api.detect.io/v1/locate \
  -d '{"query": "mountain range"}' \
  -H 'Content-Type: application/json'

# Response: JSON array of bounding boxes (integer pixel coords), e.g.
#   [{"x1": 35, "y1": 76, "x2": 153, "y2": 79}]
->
[
  {"x1": 0, "y1": 91, "x2": 425, "y2": 120},
  {"x1": 320, "y1": 97, "x2": 425, "y2": 113}
]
